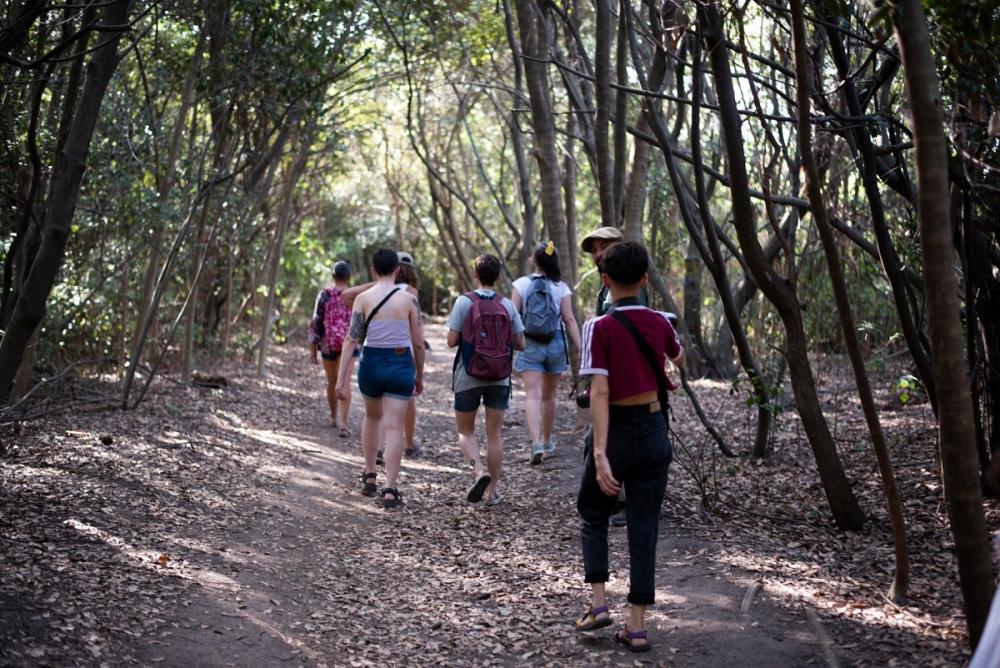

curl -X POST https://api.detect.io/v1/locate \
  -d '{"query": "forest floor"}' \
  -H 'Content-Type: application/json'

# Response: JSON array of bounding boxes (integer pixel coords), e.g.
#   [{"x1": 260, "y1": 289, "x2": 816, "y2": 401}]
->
[{"x1": 2, "y1": 321, "x2": 996, "y2": 667}]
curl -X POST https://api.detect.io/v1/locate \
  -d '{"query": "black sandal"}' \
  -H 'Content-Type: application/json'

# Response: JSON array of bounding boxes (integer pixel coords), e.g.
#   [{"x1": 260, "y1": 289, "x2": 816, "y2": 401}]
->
[
  {"x1": 381, "y1": 487, "x2": 403, "y2": 509},
  {"x1": 614, "y1": 626, "x2": 650, "y2": 653},
  {"x1": 360, "y1": 471, "x2": 377, "y2": 497}
]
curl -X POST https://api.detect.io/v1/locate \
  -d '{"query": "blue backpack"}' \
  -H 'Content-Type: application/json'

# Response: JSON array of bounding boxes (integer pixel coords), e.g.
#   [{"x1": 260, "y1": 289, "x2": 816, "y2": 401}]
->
[{"x1": 521, "y1": 276, "x2": 560, "y2": 342}]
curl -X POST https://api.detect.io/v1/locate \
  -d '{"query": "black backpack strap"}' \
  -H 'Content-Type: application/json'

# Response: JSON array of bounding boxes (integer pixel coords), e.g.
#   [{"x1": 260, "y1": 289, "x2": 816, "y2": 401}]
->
[
  {"x1": 609, "y1": 310, "x2": 670, "y2": 413},
  {"x1": 364, "y1": 287, "x2": 401, "y2": 329}
]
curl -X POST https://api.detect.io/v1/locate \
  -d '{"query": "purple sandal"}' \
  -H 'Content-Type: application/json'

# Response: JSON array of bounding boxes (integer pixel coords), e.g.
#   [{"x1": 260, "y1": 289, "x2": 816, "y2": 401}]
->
[
  {"x1": 615, "y1": 626, "x2": 650, "y2": 653},
  {"x1": 575, "y1": 604, "x2": 612, "y2": 632}
]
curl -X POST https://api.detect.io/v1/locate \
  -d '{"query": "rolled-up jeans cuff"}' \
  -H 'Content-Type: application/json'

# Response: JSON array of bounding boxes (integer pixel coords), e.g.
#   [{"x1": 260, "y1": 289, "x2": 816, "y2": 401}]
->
[
  {"x1": 584, "y1": 571, "x2": 609, "y2": 584},
  {"x1": 627, "y1": 591, "x2": 655, "y2": 605}
]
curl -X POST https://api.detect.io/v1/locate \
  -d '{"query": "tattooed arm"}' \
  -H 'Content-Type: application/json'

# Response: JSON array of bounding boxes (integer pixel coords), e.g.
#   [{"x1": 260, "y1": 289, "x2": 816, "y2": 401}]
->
[{"x1": 336, "y1": 304, "x2": 366, "y2": 400}]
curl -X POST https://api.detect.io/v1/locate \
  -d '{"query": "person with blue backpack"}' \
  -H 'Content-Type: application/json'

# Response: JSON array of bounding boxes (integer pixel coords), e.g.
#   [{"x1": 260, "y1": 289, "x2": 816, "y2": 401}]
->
[
  {"x1": 512, "y1": 241, "x2": 583, "y2": 465},
  {"x1": 447, "y1": 254, "x2": 526, "y2": 506}
]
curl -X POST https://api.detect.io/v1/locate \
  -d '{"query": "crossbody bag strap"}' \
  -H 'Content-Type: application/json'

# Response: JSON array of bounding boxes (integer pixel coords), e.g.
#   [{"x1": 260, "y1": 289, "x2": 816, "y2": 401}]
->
[
  {"x1": 609, "y1": 310, "x2": 668, "y2": 398},
  {"x1": 364, "y1": 287, "x2": 401, "y2": 329}
]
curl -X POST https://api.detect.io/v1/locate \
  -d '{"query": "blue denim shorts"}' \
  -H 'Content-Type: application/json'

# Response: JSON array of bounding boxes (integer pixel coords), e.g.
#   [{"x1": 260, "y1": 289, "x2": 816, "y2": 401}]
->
[
  {"x1": 514, "y1": 332, "x2": 567, "y2": 374},
  {"x1": 454, "y1": 384, "x2": 510, "y2": 412},
  {"x1": 358, "y1": 346, "x2": 415, "y2": 399}
]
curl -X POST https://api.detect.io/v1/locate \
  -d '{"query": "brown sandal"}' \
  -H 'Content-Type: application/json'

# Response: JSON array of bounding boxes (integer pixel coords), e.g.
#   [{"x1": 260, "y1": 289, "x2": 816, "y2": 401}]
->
[{"x1": 575, "y1": 605, "x2": 612, "y2": 632}]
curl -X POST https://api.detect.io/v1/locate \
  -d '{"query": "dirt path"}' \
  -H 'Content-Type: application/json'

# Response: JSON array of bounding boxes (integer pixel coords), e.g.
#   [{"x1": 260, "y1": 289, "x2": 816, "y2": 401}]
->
[{"x1": 1, "y1": 322, "x2": 960, "y2": 666}]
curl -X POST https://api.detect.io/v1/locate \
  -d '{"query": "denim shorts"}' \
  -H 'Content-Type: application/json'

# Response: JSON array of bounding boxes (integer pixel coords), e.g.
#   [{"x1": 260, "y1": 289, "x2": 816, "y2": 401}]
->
[
  {"x1": 514, "y1": 332, "x2": 567, "y2": 374},
  {"x1": 454, "y1": 384, "x2": 511, "y2": 412},
  {"x1": 357, "y1": 346, "x2": 415, "y2": 399}
]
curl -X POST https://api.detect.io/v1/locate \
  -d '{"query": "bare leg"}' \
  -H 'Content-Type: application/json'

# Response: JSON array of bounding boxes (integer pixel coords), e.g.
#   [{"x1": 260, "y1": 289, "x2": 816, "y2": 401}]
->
[
  {"x1": 322, "y1": 357, "x2": 341, "y2": 425},
  {"x1": 590, "y1": 582, "x2": 608, "y2": 611},
  {"x1": 484, "y1": 407, "x2": 505, "y2": 496},
  {"x1": 541, "y1": 373, "x2": 560, "y2": 443},
  {"x1": 404, "y1": 398, "x2": 416, "y2": 448},
  {"x1": 381, "y1": 396, "x2": 411, "y2": 494},
  {"x1": 337, "y1": 361, "x2": 352, "y2": 432},
  {"x1": 521, "y1": 371, "x2": 543, "y2": 444},
  {"x1": 361, "y1": 396, "x2": 383, "y2": 473},
  {"x1": 455, "y1": 409, "x2": 482, "y2": 476},
  {"x1": 625, "y1": 604, "x2": 649, "y2": 648}
]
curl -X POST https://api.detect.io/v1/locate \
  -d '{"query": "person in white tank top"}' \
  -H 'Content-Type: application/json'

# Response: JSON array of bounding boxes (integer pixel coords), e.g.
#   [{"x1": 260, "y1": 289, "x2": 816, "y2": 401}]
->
[{"x1": 335, "y1": 249, "x2": 425, "y2": 509}]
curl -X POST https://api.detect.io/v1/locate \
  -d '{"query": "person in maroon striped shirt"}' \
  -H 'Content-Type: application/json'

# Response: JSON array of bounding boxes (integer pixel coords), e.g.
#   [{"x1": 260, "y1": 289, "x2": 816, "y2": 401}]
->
[{"x1": 573, "y1": 241, "x2": 684, "y2": 653}]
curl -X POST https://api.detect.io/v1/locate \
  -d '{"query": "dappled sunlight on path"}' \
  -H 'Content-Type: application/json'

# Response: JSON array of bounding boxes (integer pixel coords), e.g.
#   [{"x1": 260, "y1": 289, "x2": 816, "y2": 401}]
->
[{"x1": 0, "y1": 324, "x2": 972, "y2": 666}]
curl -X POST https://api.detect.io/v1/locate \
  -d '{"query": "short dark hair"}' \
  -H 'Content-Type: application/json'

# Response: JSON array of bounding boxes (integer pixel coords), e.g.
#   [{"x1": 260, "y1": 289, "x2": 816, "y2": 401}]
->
[
  {"x1": 601, "y1": 240, "x2": 648, "y2": 285},
  {"x1": 474, "y1": 254, "x2": 502, "y2": 286},
  {"x1": 371, "y1": 248, "x2": 399, "y2": 276},
  {"x1": 533, "y1": 242, "x2": 561, "y2": 282},
  {"x1": 332, "y1": 260, "x2": 351, "y2": 279}
]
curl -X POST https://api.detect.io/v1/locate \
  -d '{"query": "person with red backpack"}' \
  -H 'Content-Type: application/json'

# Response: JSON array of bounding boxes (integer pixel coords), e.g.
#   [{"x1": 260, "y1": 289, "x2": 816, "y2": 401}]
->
[
  {"x1": 308, "y1": 261, "x2": 371, "y2": 436},
  {"x1": 446, "y1": 254, "x2": 525, "y2": 506}
]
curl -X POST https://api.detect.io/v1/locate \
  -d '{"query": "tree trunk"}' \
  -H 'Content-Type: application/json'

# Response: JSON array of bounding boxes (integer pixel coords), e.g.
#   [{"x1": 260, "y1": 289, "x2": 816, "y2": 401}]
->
[
  {"x1": 131, "y1": 34, "x2": 205, "y2": 371},
  {"x1": 0, "y1": 0, "x2": 133, "y2": 403},
  {"x1": 893, "y1": 0, "x2": 995, "y2": 646},
  {"x1": 688, "y1": 24, "x2": 772, "y2": 457},
  {"x1": 593, "y1": 0, "x2": 615, "y2": 226},
  {"x1": 257, "y1": 125, "x2": 312, "y2": 377},
  {"x1": 792, "y1": 0, "x2": 909, "y2": 601},
  {"x1": 513, "y1": 0, "x2": 568, "y2": 266},
  {"x1": 699, "y1": 1, "x2": 863, "y2": 527},
  {"x1": 822, "y1": 18, "x2": 937, "y2": 412},
  {"x1": 501, "y1": 0, "x2": 536, "y2": 275}
]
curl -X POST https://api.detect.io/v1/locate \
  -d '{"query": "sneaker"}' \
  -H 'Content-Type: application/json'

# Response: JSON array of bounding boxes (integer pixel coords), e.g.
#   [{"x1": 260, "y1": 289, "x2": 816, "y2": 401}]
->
[
  {"x1": 485, "y1": 491, "x2": 503, "y2": 507},
  {"x1": 404, "y1": 439, "x2": 422, "y2": 458},
  {"x1": 376, "y1": 449, "x2": 385, "y2": 466},
  {"x1": 529, "y1": 443, "x2": 544, "y2": 465},
  {"x1": 610, "y1": 510, "x2": 627, "y2": 527},
  {"x1": 542, "y1": 440, "x2": 556, "y2": 455}
]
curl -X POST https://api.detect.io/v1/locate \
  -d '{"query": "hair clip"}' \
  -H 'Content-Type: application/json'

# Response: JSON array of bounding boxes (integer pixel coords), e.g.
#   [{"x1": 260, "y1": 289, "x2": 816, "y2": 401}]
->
[{"x1": 544, "y1": 240, "x2": 555, "y2": 256}]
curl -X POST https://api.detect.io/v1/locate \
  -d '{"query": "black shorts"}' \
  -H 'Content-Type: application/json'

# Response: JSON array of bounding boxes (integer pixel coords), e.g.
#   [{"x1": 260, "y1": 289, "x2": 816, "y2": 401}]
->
[{"x1": 321, "y1": 349, "x2": 360, "y2": 362}]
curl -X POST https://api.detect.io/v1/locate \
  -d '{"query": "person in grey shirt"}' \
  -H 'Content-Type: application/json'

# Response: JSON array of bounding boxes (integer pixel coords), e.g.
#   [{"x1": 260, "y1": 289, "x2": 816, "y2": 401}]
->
[{"x1": 447, "y1": 254, "x2": 526, "y2": 506}]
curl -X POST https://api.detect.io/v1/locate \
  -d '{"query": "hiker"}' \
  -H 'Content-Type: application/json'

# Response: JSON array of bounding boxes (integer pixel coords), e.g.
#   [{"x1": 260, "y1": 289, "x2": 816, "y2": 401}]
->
[
  {"x1": 580, "y1": 226, "x2": 649, "y2": 317},
  {"x1": 580, "y1": 226, "x2": 645, "y2": 527},
  {"x1": 446, "y1": 254, "x2": 526, "y2": 506},
  {"x1": 511, "y1": 241, "x2": 582, "y2": 464},
  {"x1": 308, "y1": 260, "x2": 370, "y2": 436},
  {"x1": 574, "y1": 240, "x2": 684, "y2": 653},
  {"x1": 395, "y1": 252, "x2": 424, "y2": 458},
  {"x1": 335, "y1": 248, "x2": 425, "y2": 509}
]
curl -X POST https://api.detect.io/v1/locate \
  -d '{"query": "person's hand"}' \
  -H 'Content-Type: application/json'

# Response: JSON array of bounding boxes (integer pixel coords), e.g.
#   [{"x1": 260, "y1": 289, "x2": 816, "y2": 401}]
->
[
  {"x1": 336, "y1": 379, "x2": 349, "y2": 401},
  {"x1": 594, "y1": 453, "x2": 620, "y2": 497},
  {"x1": 309, "y1": 344, "x2": 319, "y2": 365},
  {"x1": 414, "y1": 375, "x2": 423, "y2": 395}
]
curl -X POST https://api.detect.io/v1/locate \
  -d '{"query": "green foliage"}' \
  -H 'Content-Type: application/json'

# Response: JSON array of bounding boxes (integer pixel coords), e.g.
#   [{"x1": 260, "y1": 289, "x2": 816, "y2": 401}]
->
[{"x1": 894, "y1": 373, "x2": 926, "y2": 405}]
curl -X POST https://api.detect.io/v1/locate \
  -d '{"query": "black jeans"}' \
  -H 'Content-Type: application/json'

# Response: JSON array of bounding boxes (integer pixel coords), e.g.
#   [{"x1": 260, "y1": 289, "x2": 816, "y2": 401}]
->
[{"x1": 577, "y1": 404, "x2": 672, "y2": 605}]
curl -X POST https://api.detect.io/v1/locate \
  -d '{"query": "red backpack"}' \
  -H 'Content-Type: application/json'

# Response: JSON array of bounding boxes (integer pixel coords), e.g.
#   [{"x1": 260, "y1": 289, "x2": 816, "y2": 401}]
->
[
  {"x1": 322, "y1": 288, "x2": 351, "y2": 352},
  {"x1": 459, "y1": 291, "x2": 513, "y2": 380}
]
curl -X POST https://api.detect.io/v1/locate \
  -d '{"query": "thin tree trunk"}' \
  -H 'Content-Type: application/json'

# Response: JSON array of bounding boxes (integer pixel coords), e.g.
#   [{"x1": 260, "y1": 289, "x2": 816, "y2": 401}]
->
[
  {"x1": 513, "y1": 0, "x2": 568, "y2": 265},
  {"x1": 257, "y1": 125, "x2": 312, "y2": 377},
  {"x1": 0, "y1": 0, "x2": 133, "y2": 403},
  {"x1": 688, "y1": 24, "x2": 772, "y2": 457},
  {"x1": 893, "y1": 0, "x2": 994, "y2": 646},
  {"x1": 699, "y1": 1, "x2": 863, "y2": 527},
  {"x1": 822, "y1": 19, "x2": 937, "y2": 412},
  {"x1": 792, "y1": 0, "x2": 909, "y2": 601},
  {"x1": 501, "y1": 0, "x2": 536, "y2": 276}
]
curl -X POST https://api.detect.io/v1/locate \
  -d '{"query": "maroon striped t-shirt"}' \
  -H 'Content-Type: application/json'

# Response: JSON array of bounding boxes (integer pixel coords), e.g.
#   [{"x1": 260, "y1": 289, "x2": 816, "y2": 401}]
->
[{"x1": 580, "y1": 306, "x2": 681, "y2": 403}]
